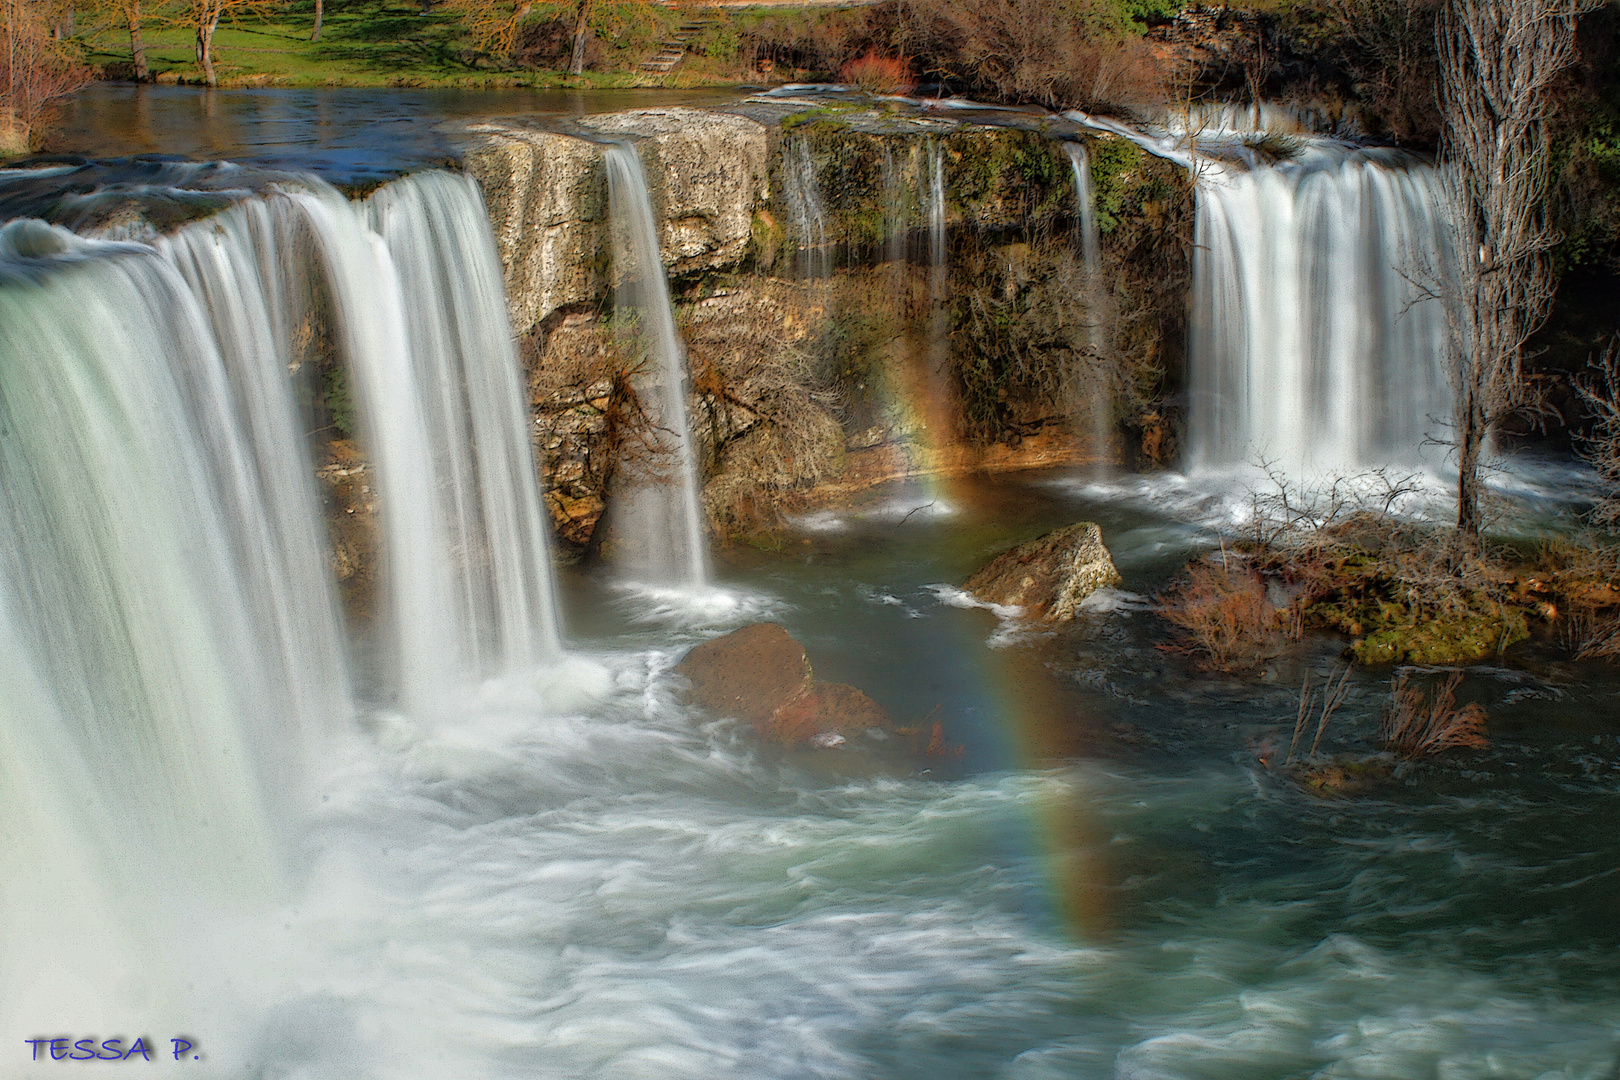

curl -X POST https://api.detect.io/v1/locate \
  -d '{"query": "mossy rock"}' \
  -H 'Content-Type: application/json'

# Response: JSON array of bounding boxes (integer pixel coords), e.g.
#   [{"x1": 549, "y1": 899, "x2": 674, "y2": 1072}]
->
[{"x1": 1350, "y1": 610, "x2": 1529, "y2": 666}]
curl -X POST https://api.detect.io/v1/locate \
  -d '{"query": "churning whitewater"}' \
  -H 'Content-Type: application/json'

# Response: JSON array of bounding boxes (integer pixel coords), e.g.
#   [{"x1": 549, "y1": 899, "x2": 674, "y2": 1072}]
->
[
  {"x1": 1067, "y1": 108, "x2": 1456, "y2": 479},
  {"x1": 2, "y1": 144, "x2": 1616, "y2": 1080}
]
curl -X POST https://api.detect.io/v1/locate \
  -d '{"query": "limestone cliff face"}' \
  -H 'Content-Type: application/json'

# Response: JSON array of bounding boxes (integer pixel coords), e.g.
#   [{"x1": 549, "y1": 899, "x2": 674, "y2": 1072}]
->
[
  {"x1": 464, "y1": 108, "x2": 770, "y2": 339},
  {"x1": 463, "y1": 126, "x2": 605, "y2": 339},
  {"x1": 461, "y1": 102, "x2": 1193, "y2": 553},
  {"x1": 577, "y1": 108, "x2": 770, "y2": 274}
]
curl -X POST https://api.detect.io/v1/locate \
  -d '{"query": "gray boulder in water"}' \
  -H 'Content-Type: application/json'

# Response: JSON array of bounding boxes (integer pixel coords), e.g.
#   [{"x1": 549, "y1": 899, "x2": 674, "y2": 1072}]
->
[{"x1": 964, "y1": 522, "x2": 1122, "y2": 620}]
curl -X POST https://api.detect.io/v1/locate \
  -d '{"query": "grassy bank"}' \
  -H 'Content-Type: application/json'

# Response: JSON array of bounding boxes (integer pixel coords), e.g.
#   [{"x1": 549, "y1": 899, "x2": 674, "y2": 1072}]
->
[{"x1": 73, "y1": 0, "x2": 871, "y2": 88}]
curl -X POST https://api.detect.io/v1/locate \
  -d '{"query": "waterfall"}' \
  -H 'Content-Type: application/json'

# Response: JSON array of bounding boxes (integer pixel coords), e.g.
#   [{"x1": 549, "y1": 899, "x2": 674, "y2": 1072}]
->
[
  {"x1": 1064, "y1": 141, "x2": 1115, "y2": 475},
  {"x1": 0, "y1": 215, "x2": 330, "y2": 1031},
  {"x1": 783, "y1": 134, "x2": 830, "y2": 279},
  {"x1": 1187, "y1": 146, "x2": 1453, "y2": 475},
  {"x1": 1064, "y1": 109, "x2": 1454, "y2": 477},
  {"x1": 602, "y1": 142, "x2": 709, "y2": 586},
  {"x1": 1065, "y1": 142, "x2": 1101, "y2": 275},
  {"x1": 171, "y1": 171, "x2": 563, "y2": 711},
  {"x1": 927, "y1": 138, "x2": 946, "y2": 269},
  {"x1": 925, "y1": 138, "x2": 951, "y2": 416},
  {"x1": 0, "y1": 167, "x2": 565, "y2": 1033},
  {"x1": 362, "y1": 172, "x2": 563, "y2": 698}
]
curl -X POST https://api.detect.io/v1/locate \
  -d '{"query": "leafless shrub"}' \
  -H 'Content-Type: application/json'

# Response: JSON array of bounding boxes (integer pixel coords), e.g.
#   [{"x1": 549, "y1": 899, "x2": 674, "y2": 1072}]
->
[
  {"x1": 1542, "y1": 530, "x2": 1620, "y2": 658},
  {"x1": 1158, "y1": 558, "x2": 1282, "y2": 670},
  {"x1": 1245, "y1": 460, "x2": 1424, "y2": 552},
  {"x1": 0, "y1": 0, "x2": 90, "y2": 152},
  {"x1": 1575, "y1": 334, "x2": 1620, "y2": 529},
  {"x1": 891, "y1": 0, "x2": 1168, "y2": 110},
  {"x1": 1380, "y1": 669, "x2": 1489, "y2": 756},
  {"x1": 839, "y1": 53, "x2": 914, "y2": 95},
  {"x1": 1285, "y1": 663, "x2": 1354, "y2": 765},
  {"x1": 1321, "y1": 0, "x2": 1442, "y2": 145}
]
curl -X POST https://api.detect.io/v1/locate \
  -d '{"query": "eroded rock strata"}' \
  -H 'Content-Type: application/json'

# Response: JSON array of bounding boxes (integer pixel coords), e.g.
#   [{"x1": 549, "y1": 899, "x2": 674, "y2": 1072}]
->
[{"x1": 458, "y1": 100, "x2": 1192, "y2": 554}]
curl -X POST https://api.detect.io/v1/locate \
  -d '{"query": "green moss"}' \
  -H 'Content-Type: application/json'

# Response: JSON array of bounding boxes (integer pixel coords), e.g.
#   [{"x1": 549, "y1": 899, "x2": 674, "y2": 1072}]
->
[
  {"x1": 322, "y1": 367, "x2": 356, "y2": 438},
  {"x1": 1089, "y1": 136, "x2": 1146, "y2": 235},
  {"x1": 943, "y1": 130, "x2": 1070, "y2": 226},
  {"x1": 749, "y1": 210, "x2": 783, "y2": 272},
  {"x1": 1350, "y1": 610, "x2": 1530, "y2": 666}
]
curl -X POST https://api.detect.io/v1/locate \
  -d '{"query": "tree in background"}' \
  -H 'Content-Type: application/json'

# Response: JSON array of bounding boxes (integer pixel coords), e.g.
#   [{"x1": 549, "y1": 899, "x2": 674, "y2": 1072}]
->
[
  {"x1": 188, "y1": 0, "x2": 274, "y2": 86},
  {"x1": 1323, "y1": 0, "x2": 1442, "y2": 145},
  {"x1": 99, "y1": 0, "x2": 153, "y2": 78},
  {"x1": 1, "y1": 0, "x2": 90, "y2": 153},
  {"x1": 450, "y1": 0, "x2": 535, "y2": 58},
  {"x1": 1437, "y1": 0, "x2": 1590, "y2": 538},
  {"x1": 447, "y1": 0, "x2": 659, "y2": 71}
]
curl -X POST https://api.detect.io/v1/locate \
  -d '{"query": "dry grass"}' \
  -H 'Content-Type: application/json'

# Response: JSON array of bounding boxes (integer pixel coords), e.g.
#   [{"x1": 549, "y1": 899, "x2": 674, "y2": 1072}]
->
[
  {"x1": 838, "y1": 53, "x2": 915, "y2": 95},
  {"x1": 891, "y1": 0, "x2": 1167, "y2": 110},
  {"x1": 1284, "y1": 664, "x2": 1353, "y2": 765},
  {"x1": 1157, "y1": 559, "x2": 1283, "y2": 671},
  {"x1": 1380, "y1": 670, "x2": 1490, "y2": 757}
]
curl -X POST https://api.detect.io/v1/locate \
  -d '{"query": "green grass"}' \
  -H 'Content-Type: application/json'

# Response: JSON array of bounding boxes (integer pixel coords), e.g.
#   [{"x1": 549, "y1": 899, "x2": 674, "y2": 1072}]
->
[{"x1": 76, "y1": 0, "x2": 758, "y2": 88}]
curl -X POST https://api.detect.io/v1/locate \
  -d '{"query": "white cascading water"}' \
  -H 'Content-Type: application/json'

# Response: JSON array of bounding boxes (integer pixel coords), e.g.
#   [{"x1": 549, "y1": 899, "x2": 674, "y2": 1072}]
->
[
  {"x1": 1064, "y1": 141, "x2": 1101, "y2": 275},
  {"x1": 601, "y1": 141, "x2": 709, "y2": 586},
  {"x1": 0, "y1": 169, "x2": 565, "y2": 1048},
  {"x1": 1063, "y1": 141, "x2": 1114, "y2": 474},
  {"x1": 364, "y1": 172, "x2": 563, "y2": 696},
  {"x1": 1067, "y1": 110, "x2": 1454, "y2": 477},
  {"x1": 267, "y1": 172, "x2": 561, "y2": 711},
  {"x1": 1187, "y1": 144, "x2": 1453, "y2": 475},
  {"x1": 926, "y1": 137, "x2": 949, "y2": 377},
  {"x1": 783, "y1": 133, "x2": 831, "y2": 279},
  {"x1": 0, "y1": 215, "x2": 334, "y2": 1040}
]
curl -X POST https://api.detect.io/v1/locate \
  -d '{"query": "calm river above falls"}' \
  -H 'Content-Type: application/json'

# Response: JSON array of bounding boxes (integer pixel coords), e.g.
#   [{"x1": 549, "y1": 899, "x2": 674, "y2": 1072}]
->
[{"x1": 5, "y1": 86, "x2": 1620, "y2": 1079}]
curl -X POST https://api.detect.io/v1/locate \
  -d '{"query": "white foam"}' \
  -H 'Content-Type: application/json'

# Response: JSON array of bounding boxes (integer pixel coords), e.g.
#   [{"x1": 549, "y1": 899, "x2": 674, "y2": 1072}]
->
[{"x1": 610, "y1": 580, "x2": 785, "y2": 629}]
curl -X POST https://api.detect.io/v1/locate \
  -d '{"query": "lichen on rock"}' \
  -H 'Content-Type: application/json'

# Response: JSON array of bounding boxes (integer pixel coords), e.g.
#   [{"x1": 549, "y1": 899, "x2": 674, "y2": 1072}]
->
[{"x1": 964, "y1": 522, "x2": 1123, "y2": 620}]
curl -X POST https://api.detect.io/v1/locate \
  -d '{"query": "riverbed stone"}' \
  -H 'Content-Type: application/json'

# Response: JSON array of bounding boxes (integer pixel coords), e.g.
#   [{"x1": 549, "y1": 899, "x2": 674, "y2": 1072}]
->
[
  {"x1": 964, "y1": 522, "x2": 1123, "y2": 620},
  {"x1": 673, "y1": 622, "x2": 891, "y2": 745},
  {"x1": 770, "y1": 681, "x2": 889, "y2": 744},
  {"x1": 673, "y1": 622, "x2": 813, "y2": 725}
]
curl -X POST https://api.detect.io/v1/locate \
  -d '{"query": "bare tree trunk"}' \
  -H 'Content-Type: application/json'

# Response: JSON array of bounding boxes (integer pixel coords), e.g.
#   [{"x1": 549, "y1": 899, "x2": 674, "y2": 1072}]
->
[
  {"x1": 1456, "y1": 387, "x2": 1486, "y2": 537},
  {"x1": 126, "y1": 1, "x2": 148, "y2": 81},
  {"x1": 1438, "y1": 0, "x2": 1586, "y2": 537},
  {"x1": 197, "y1": 10, "x2": 218, "y2": 87},
  {"x1": 569, "y1": 0, "x2": 591, "y2": 76},
  {"x1": 311, "y1": 0, "x2": 322, "y2": 41}
]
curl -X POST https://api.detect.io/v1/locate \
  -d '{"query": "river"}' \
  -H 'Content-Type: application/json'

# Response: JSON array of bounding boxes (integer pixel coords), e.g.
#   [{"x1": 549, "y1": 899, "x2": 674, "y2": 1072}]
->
[{"x1": 5, "y1": 85, "x2": 1620, "y2": 1078}]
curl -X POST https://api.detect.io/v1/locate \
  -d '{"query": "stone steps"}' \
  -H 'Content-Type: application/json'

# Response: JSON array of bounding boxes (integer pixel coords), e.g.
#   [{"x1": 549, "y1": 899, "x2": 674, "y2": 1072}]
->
[{"x1": 637, "y1": 11, "x2": 719, "y2": 73}]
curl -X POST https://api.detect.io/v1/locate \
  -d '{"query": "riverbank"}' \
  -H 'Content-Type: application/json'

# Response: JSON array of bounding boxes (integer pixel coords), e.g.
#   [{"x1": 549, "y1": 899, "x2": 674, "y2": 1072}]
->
[{"x1": 72, "y1": 0, "x2": 848, "y2": 91}]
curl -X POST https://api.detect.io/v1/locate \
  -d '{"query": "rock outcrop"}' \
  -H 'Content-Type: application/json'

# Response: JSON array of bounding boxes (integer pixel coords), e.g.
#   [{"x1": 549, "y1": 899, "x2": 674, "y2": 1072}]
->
[
  {"x1": 673, "y1": 622, "x2": 888, "y2": 745},
  {"x1": 462, "y1": 126, "x2": 605, "y2": 339},
  {"x1": 964, "y1": 522, "x2": 1123, "y2": 620},
  {"x1": 457, "y1": 102, "x2": 1193, "y2": 554},
  {"x1": 463, "y1": 108, "x2": 770, "y2": 337}
]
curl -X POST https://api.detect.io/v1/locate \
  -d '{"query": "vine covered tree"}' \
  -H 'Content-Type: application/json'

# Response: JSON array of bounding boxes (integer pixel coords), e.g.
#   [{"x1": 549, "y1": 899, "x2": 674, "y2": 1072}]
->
[{"x1": 1437, "y1": 0, "x2": 1589, "y2": 537}]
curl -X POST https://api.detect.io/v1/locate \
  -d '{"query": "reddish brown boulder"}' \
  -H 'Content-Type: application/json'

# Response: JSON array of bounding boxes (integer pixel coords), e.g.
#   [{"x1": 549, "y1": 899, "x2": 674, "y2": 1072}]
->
[
  {"x1": 673, "y1": 624, "x2": 890, "y2": 746},
  {"x1": 769, "y1": 682, "x2": 889, "y2": 744},
  {"x1": 673, "y1": 622, "x2": 812, "y2": 725}
]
